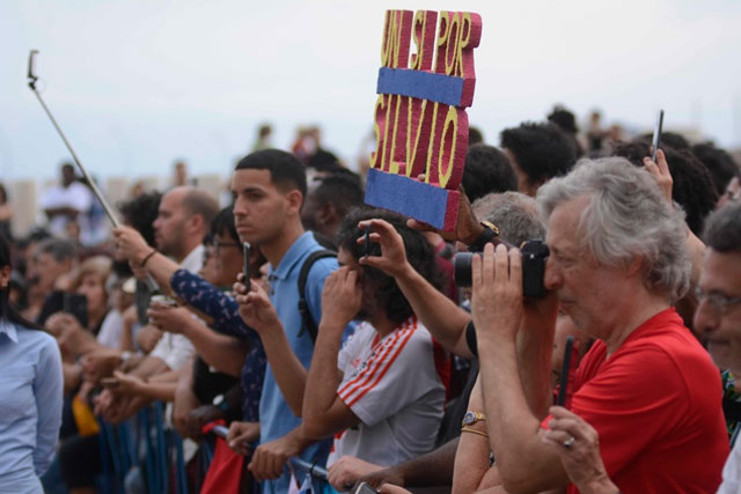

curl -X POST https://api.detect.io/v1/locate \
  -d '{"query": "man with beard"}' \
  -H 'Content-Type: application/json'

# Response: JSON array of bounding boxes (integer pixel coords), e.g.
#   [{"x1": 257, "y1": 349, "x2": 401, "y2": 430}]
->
[{"x1": 97, "y1": 186, "x2": 218, "y2": 421}]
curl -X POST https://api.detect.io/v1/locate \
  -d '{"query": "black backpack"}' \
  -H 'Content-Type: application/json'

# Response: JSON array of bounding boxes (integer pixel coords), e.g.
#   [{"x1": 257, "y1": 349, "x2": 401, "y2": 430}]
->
[{"x1": 297, "y1": 249, "x2": 336, "y2": 344}]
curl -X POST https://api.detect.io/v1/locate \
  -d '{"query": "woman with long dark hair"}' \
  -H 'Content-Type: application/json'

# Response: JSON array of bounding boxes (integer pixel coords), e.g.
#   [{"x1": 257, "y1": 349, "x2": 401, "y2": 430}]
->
[{"x1": 0, "y1": 234, "x2": 63, "y2": 492}]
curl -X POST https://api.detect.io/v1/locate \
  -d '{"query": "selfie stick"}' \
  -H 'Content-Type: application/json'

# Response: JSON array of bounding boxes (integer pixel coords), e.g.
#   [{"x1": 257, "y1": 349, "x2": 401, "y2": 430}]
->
[{"x1": 26, "y1": 50, "x2": 121, "y2": 228}]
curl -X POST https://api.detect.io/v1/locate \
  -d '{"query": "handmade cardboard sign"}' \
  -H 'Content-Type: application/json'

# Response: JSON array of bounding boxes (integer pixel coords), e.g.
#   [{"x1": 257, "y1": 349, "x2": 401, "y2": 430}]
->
[{"x1": 364, "y1": 10, "x2": 482, "y2": 231}]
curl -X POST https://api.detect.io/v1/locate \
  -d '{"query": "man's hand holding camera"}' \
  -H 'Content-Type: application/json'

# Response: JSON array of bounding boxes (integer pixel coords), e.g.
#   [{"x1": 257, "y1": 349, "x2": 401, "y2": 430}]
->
[{"x1": 471, "y1": 243, "x2": 524, "y2": 344}]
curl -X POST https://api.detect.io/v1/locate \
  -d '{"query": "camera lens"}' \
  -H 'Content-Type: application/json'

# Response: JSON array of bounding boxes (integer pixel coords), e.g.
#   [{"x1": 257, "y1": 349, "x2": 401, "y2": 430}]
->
[
  {"x1": 453, "y1": 241, "x2": 550, "y2": 297},
  {"x1": 453, "y1": 252, "x2": 475, "y2": 287}
]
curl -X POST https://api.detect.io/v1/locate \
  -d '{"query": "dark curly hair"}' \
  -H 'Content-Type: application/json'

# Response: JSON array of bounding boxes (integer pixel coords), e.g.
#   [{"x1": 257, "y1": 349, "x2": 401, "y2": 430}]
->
[
  {"x1": 335, "y1": 208, "x2": 443, "y2": 326},
  {"x1": 210, "y1": 207, "x2": 239, "y2": 244},
  {"x1": 612, "y1": 141, "x2": 718, "y2": 236},
  {"x1": 500, "y1": 122, "x2": 577, "y2": 187},
  {"x1": 468, "y1": 126, "x2": 484, "y2": 145},
  {"x1": 692, "y1": 142, "x2": 739, "y2": 197},
  {"x1": 462, "y1": 144, "x2": 518, "y2": 202},
  {"x1": 118, "y1": 191, "x2": 162, "y2": 246},
  {"x1": 310, "y1": 173, "x2": 364, "y2": 216},
  {"x1": 638, "y1": 131, "x2": 690, "y2": 151},
  {"x1": 547, "y1": 105, "x2": 579, "y2": 134},
  {"x1": 547, "y1": 105, "x2": 584, "y2": 158}
]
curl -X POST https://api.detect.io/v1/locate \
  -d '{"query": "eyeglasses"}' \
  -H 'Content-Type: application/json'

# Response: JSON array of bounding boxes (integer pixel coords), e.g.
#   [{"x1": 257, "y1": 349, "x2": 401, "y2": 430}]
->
[
  {"x1": 213, "y1": 240, "x2": 241, "y2": 254},
  {"x1": 695, "y1": 287, "x2": 741, "y2": 315}
]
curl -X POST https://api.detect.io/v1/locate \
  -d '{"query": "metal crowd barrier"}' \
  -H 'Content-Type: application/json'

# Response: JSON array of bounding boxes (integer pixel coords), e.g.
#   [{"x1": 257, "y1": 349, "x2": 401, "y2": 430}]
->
[
  {"x1": 97, "y1": 402, "x2": 188, "y2": 494},
  {"x1": 99, "y1": 405, "x2": 335, "y2": 493}
]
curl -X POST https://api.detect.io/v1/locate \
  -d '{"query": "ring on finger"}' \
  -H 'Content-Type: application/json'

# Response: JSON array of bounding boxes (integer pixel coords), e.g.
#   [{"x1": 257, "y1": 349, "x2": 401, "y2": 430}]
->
[{"x1": 562, "y1": 436, "x2": 575, "y2": 448}]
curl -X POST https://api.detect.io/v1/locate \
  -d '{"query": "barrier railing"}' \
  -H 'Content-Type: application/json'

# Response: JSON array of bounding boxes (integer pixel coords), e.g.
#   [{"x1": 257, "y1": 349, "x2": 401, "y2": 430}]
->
[{"x1": 98, "y1": 403, "x2": 335, "y2": 493}]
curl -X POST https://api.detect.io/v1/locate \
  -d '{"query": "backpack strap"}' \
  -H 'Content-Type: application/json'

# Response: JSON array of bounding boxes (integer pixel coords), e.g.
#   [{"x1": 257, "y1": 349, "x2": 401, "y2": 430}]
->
[{"x1": 297, "y1": 249, "x2": 337, "y2": 343}]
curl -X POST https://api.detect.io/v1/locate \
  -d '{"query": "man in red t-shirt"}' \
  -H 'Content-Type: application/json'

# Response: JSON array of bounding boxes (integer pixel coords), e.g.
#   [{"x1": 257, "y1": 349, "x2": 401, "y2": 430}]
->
[{"x1": 471, "y1": 158, "x2": 728, "y2": 493}]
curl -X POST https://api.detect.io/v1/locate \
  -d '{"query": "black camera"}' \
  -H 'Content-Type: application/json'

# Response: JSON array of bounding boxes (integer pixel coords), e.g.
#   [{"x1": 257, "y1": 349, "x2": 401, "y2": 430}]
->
[{"x1": 453, "y1": 240, "x2": 550, "y2": 298}]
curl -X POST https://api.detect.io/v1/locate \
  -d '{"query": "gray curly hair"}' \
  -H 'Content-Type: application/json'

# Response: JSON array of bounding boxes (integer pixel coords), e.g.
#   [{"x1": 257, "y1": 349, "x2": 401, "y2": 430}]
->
[
  {"x1": 536, "y1": 157, "x2": 691, "y2": 301},
  {"x1": 472, "y1": 191, "x2": 545, "y2": 246}
]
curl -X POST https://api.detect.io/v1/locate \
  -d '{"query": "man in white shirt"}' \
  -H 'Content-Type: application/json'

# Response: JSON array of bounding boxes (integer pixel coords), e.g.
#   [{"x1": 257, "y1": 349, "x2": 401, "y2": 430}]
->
[
  {"x1": 40, "y1": 163, "x2": 92, "y2": 238},
  {"x1": 96, "y1": 186, "x2": 219, "y2": 421}
]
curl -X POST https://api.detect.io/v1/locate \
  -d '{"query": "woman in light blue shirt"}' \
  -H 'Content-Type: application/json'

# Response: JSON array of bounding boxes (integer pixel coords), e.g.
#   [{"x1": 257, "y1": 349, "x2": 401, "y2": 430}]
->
[{"x1": 0, "y1": 235, "x2": 63, "y2": 493}]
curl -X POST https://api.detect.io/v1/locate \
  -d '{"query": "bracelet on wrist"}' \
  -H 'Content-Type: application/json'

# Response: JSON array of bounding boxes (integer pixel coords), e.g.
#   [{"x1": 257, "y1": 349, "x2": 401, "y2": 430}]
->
[
  {"x1": 461, "y1": 426, "x2": 489, "y2": 438},
  {"x1": 140, "y1": 249, "x2": 157, "y2": 267}
]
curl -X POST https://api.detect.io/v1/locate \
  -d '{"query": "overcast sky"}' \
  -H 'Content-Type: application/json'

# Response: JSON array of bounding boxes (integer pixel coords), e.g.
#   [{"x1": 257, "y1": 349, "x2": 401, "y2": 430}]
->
[{"x1": 2, "y1": 0, "x2": 740, "y2": 181}]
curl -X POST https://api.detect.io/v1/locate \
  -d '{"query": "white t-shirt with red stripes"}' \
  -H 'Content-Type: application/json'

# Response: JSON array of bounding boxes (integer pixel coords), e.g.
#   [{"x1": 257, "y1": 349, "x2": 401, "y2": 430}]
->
[{"x1": 327, "y1": 315, "x2": 446, "y2": 468}]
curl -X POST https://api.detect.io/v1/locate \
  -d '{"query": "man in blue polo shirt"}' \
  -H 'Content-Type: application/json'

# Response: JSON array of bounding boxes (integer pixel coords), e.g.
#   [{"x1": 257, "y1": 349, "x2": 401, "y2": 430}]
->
[{"x1": 230, "y1": 149, "x2": 345, "y2": 493}]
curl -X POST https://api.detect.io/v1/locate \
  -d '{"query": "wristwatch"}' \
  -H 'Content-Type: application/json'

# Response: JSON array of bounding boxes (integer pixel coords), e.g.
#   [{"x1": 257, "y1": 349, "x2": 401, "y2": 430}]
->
[
  {"x1": 462, "y1": 410, "x2": 486, "y2": 427},
  {"x1": 213, "y1": 394, "x2": 230, "y2": 413},
  {"x1": 467, "y1": 221, "x2": 500, "y2": 252}
]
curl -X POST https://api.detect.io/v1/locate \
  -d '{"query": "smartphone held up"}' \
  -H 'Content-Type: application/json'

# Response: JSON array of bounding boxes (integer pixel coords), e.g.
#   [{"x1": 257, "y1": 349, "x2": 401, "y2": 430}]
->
[{"x1": 651, "y1": 109, "x2": 664, "y2": 162}]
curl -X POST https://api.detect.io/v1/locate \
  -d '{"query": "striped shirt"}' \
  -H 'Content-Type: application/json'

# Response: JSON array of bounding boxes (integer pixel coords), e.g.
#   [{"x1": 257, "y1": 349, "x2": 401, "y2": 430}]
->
[{"x1": 328, "y1": 316, "x2": 446, "y2": 468}]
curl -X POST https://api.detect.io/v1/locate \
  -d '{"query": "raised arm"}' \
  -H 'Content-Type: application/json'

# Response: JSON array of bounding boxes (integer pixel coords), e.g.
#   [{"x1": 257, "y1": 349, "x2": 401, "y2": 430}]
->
[
  {"x1": 359, "y1": 219, "x2": 474, "y2": 358},
  {"x1": 472, "y1": 244, "x2": 568, "y2": 493},
  {"x1": 643, "y1": 149, "x2": 706, "y2": 323},
  {"x1": 114, "y1": 225, "x2": 179, "y2": 293},
  {"x1": 302, "y1": 267, "x2": 362, "y2": 440},
  {"x1": 643, "y1": 149, "x2": 706, "y2": 284}
]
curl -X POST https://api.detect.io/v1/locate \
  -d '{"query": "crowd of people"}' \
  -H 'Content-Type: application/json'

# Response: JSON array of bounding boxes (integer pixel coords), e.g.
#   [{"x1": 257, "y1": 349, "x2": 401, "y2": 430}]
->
[{"x1": 1, "y1": 105, "x2": 741, "y2": 494}]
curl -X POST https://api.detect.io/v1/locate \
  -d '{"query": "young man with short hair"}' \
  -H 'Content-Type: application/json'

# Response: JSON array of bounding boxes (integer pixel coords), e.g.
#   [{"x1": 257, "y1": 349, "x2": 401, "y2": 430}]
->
[{"x1": 231, "y1": 149, "x2": 347, "y2": 492}]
